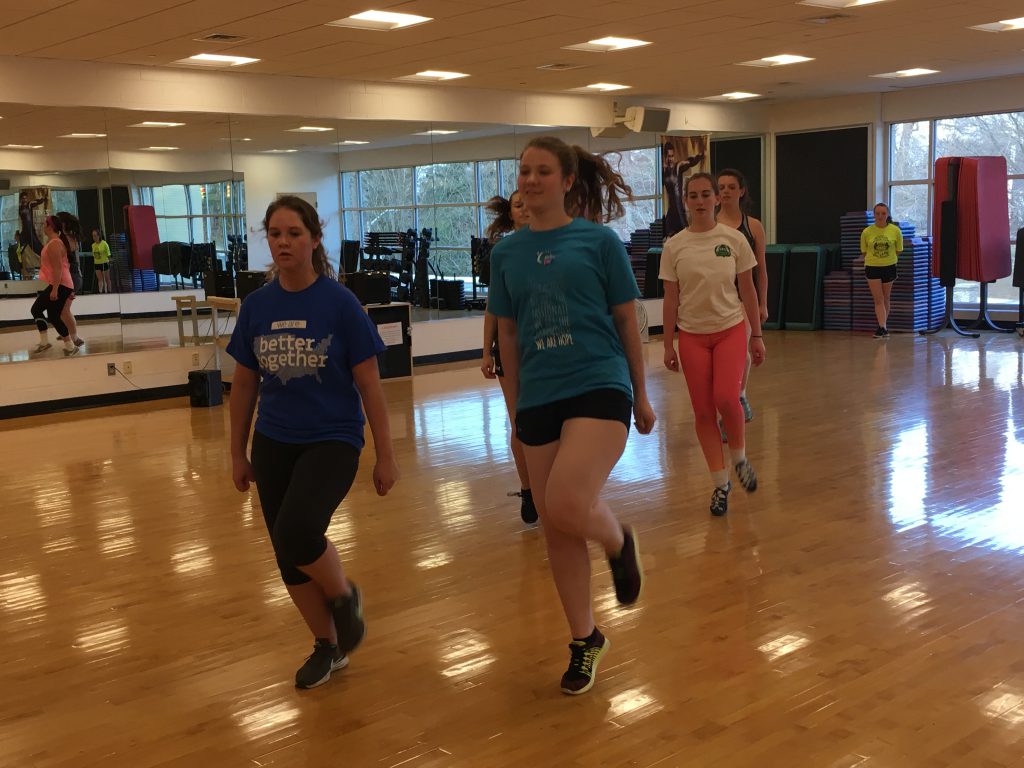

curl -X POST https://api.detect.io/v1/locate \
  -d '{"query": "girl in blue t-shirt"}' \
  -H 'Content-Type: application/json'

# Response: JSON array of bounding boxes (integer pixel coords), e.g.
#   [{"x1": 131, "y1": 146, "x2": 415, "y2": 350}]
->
[
  {"x1": 480, "y1": 191, "x2": 536, "y2": 524},
  {"x1": 487, "y1": 136, "x2": 657, "y2": 696},
  {"x1": 227, "y1": 196, "x2": 399, "y2": 690}
]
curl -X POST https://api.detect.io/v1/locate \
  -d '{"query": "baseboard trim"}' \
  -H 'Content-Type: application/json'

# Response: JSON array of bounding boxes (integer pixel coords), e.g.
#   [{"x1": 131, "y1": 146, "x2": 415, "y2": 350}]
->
[{"x1": 0, "y1": 385, "x2": 189, "y2": 420}]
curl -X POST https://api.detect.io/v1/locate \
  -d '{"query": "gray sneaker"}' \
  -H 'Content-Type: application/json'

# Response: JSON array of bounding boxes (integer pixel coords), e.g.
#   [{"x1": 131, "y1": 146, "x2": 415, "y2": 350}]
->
[{"x1": 31, "y1": 343, "x2": 52, "y2": 354}]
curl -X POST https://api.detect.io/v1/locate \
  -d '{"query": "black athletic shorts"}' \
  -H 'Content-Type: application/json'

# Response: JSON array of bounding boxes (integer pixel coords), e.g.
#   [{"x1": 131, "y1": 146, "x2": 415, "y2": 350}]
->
[
  {"x1": 865, "y1": 265, "x2": 897, "y2": 283},
  {"x1": 515, "y1": 388, "x2": 632, "y2": 447},
  {"x1": 95, "y1": 262, "x2": 110, "y2": 272}
]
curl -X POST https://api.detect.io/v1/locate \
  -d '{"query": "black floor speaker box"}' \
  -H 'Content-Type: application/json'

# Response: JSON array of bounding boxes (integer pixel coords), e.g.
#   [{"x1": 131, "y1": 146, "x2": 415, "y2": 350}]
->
[
  {"x1": 188, "y1": 369, "x2": 223, "y2": 407},
  {"x1": 345, "y1": 271, "x2": 391, "y2": 304},
  {"x1": 203, "y1": 268, "x2": 236, "y2": 299},
  {"x1": 236, "y1": 270, "x2": 267, "y2": 301}
]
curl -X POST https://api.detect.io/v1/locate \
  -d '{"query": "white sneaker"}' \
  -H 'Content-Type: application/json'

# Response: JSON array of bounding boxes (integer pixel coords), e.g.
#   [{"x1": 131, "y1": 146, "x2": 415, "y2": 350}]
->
[
  {"x1": 31, "y1": 343, "x2": 52, "y2": 354},
  {"x1": 63, "y1": 346, "x2": 79, "y2": 357}
]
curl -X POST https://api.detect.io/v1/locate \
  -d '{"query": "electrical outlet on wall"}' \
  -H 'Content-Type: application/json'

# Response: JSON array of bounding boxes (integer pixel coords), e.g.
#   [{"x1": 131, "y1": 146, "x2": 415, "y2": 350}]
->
[
  {"x1": 123, "y1": 361, "x2": 133, "y2": 375},
  {"x1": 192, "y1": 353, "x2": 200, "y2": 367},
  {"x1": 107, "y1": 363, "x2": 116, "y2": 376}
]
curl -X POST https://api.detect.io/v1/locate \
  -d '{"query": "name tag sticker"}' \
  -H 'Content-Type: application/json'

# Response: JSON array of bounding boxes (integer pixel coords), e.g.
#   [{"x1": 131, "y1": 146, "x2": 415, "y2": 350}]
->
[{"x1": 271, "y1": 320, "x2": 307, "y2": 330}]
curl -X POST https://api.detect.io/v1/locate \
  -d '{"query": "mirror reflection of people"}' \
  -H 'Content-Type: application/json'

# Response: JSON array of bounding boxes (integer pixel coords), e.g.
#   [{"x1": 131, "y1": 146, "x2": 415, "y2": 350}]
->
[
  {"x1": 860, "y1": 202, "x2": 902, "y2": 338},
  {"x1": 227, "y1": 196, "x2": 399, "y2": 690},
  {"x1": 29, "y1": 216, "x2": 77, "y2": 356},
  {"x1": 481, "y1": 191, "x2": 536, "y2": 524},
  {"x1": 17, "y1": 191, "x2": 46, "y2": 255},
  {"x1": 716, "y1": 169, "x2": 768, "y2": 427},
  {"x1": 488, "y1": 136, "x2": 655, "y2": 696},
  {"x1": 661, "y1": 173, "x2": 765, "y2": 517},
  {"x1": 91, "y1": 229, "x2": 113, "y2": 293},
  {"x1": 56, "y1": 212, "x2": 84, "y2": 348},
  {"x1": 662, "y1": 143, "x2": 687, "y2": 237}
]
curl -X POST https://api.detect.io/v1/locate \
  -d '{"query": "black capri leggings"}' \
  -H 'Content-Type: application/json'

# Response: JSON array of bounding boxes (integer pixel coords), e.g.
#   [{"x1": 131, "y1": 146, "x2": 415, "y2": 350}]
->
[
  {"x1": 251, "y1": 431, "x2": 360, "y2": 586},
  {"x1": 30, "y1": 285, "x2": 72, "y2": 338}
]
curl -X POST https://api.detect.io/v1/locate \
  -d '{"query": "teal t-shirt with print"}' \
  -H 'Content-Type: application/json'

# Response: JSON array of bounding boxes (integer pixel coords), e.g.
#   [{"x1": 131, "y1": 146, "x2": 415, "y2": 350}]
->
[{"x1": 487, "y1": 217, "x2": 640, "y2": 411}]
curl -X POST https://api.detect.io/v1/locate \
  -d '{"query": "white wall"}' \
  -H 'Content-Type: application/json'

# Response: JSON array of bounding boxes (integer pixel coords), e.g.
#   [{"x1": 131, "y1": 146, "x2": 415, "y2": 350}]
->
[{"x1": 231, "y1": 151, "x2": 342, "y2": 270}]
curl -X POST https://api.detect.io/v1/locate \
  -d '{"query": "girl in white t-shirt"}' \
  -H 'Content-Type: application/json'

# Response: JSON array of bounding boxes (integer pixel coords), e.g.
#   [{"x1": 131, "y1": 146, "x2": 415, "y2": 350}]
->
[{"x1": 660, "y1": 173, "x2": 766, "y2": 516}]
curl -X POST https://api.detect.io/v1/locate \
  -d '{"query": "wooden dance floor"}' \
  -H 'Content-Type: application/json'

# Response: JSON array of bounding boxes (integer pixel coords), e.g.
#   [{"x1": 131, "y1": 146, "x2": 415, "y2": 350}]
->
[{"x1": 1, "y1": 331, "x2": 1023, "y2": 767}]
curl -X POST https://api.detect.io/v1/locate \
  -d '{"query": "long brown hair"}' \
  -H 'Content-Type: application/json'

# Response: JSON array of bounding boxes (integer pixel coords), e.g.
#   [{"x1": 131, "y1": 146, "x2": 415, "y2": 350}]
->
[
  {"x1": 262, "y1": 196, "x2": 335, "y2": 280},
  {"x1": 522, "y1": 136, "x2": 633, "y2": 223}
]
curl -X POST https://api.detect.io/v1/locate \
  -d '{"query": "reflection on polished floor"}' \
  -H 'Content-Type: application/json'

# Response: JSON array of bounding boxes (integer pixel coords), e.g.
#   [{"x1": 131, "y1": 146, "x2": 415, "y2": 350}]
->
[
  {"x1": 0, "y1": 316, "x2": 236, "y2": 364},
  {"x1": 1, "y1": 331, "x2": 1022, "y2": 767}
]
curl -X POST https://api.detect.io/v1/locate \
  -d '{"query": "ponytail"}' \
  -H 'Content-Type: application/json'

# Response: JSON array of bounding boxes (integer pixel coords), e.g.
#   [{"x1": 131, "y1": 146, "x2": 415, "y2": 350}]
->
[
  {"x1": 522, "y1": 136, "x2": 633, "y2": 224},
  {"x1": 484, "y1": 195, "x2": 514, "y2": 242}
]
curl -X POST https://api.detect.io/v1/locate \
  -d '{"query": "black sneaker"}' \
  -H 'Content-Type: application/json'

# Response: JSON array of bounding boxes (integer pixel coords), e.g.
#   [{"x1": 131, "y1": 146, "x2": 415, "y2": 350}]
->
[
  {"x1": 295, "y1": 639, "x2": 348, "y2": 689},
  {"x1": 873, "y1": 326, "x2": 886, "y2": 339},
  {"x1": 735, "y1": 460, "x2": 758, "y2": 492},
  {"x1": 520, "y1": 488, "x2": 538, "y2": 524},
  {"x1": 329, "y1": 583, "x2": 365, "y2": 654},
  {"x1": 560, "y1": 631, "x2": 610, "y2": 695},
  {"x1": 711, "y1": 482, "x2": 731, "y2": 516},
  {"x1": 608, "y1": 526, "x2": 642, "y2": 604},
  {"x1": 881, "y1": 327, "x2": 890, "y2": 338}
]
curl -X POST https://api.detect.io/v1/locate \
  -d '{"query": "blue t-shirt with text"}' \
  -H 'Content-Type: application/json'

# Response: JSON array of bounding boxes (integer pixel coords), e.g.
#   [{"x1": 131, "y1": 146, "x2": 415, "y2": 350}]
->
[
  {"x1": 487, "y1": 218, "x2": 640, "y2": 411},
  {"x1": 227, "y1": 275, "x2": 385, "y2": 448}
]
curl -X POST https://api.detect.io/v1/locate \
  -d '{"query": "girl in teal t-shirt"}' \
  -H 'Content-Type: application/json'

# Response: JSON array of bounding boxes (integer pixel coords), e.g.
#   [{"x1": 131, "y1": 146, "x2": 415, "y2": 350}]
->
[{"x1": 488, "y1": 136, "x2": 656, "y2": 697}]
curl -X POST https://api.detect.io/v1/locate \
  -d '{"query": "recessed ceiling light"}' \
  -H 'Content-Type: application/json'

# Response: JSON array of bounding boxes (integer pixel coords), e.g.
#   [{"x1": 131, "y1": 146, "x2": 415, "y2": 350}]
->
[
  {"x1": 398, "y1": 70, "x2": 469, "y2": 82},
  {"x1": 970, "y1": 16, "x2": 1024, "y2": 32},
  {"x1": 798, "y1": 0, "x2": 887, "y2": 7},
  {"x1": 287, "y1": 126, "x2": 333, "y2": 133},
  {"x1": 585, "y1": 82, "x2": 631, "y2": 91},
  {"x1": 179, "y1": 53, "x2": 260, "y2": 66},
  {"x1": 703, "y1": 91, "x2": 762, "y2": 101},
  {"x1": 60, "y1": 133, "x2": 107, "y2": 138},
  {"x1": 129, "y1": 121, "x2": 185, "y2": 128},
  {"x1": 3, "y1": 144, "x2": 43, "y2": 149},
  {"x1": 338, "y1": 140, "x2": 369, "y2": 145},
  {"x1": 413, "y1": 130, "x2": 460, "y2": 136},
  {"x1": 563, "y1": 36, "x2": 651, "y2": 52},
  {"x1": 141, "y1": 146, "x2": 179, "y2": 151},
  {"x1": 262, "y1": 148, "x2": 299, "y2": 153},
  {"x1": 326, "y1": 10, "x2": 432, "y2": 30},
  {"x1": 871, "y1": 68, "x2": 939, "y2": 78},
  {"x1": 738, "y1": 54, "x2": 814, "y2": 67}
]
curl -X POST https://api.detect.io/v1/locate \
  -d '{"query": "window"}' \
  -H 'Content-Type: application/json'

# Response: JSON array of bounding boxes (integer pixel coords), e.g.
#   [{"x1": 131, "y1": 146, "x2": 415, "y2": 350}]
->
[
  {"x1": 339, "y1": 148, "x2": 666, "y2": 280},
  {"x1": 889, "y1": 113, "x2": 1023, "y2": 308},
  {"x1": 139, "y1": 181, "x2": 245, "y2": 254}
]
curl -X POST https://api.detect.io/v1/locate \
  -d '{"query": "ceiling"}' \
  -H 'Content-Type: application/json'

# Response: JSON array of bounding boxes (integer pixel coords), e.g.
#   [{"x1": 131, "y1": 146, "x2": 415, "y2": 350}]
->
[{"x1": 1, "y1": 0, "x2": 1023, "y2": 102}]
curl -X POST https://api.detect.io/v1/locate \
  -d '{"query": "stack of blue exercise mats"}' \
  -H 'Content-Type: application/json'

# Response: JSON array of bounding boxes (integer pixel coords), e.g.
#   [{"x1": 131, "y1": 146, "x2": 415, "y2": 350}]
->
[{"x1": 825, "y1": 212, "x2": 944, "y2": 332}]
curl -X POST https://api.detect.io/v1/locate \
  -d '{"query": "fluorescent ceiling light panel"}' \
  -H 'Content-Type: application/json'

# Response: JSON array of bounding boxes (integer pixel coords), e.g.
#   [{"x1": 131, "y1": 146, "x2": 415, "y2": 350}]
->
[
  {"x1": 287, "y1": 126, "x2": 333, "y2": 132},
  {"x1": 398, "y1": 70, "x2": 470, "y2": 82},
  {"x1": 413, "y1": 130, "x2": 459, "y2": 135},
  {"x1": 141, "y1": 146, "x2": 179, "y2": 151},
  {"x1": 3, "y1": 144, "x2": 43, "y2": 149},
  {"x1": 338, "y1": 140, "x2": 369, "y2": 145},
  {"x1": 704, "y1": 91, "x2": 762, "y2": 100},
  {"x1": 585, "y1": 82, "x2": 630, "y2": 91},
  {"x1": 970, "y1": 16, "x2": 1024, "y2": 32},
  {"x1": 262, "y1": 149, "x2": 298, "y2": 153},
  {"x1": 738, "y1": 54, "x2": 814, "y2": 67},
  {"x1": 327, "y1": 10, "x2": 432, "y2": 30},
  {"x1": 563, "y1": 36, "x2": 651, "y2": 52},
  {"x1": 130, "y1": 121, "x2": 185, "y2": 128},
  {"x1": 180, "y1": 53, "x2": 259, "y2": 66},
  {"x1": 871, "y1": 68, "x2": 938, "y2": 78},
  {"x1": 60, "y1": 133, "x2": 107, "y2": 138},
  {"x1": 798, "y1": 0, "x2": 887, "y2": 8}
]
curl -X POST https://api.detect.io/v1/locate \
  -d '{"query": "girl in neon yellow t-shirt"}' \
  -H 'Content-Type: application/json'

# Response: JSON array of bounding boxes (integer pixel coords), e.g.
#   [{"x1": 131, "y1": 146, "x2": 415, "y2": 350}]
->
[
  {"x1": 91, "y1": 228, "x2": 112, "y2": 293},
  {"x1": 859, "y1": 202, "x2": 903, "y2": 338}
]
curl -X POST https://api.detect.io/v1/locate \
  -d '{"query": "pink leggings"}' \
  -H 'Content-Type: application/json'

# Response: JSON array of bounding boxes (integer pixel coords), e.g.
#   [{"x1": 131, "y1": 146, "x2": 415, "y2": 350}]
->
[{"x1": 678, "y1": 320, "x2": 747, "y2": 472}]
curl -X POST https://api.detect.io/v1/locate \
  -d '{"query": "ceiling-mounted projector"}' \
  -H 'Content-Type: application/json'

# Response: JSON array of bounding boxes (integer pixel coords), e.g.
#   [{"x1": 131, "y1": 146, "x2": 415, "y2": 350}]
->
[{"x1": 590, "y1": 106, "x2": 671, "y2": 138}]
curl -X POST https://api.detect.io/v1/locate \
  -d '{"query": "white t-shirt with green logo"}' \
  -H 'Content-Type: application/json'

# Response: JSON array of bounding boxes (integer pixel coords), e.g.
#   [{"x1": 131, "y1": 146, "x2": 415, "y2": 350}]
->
[{"x1": 659, "y1": 223, "x2": 757, "y2": 334}]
